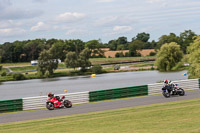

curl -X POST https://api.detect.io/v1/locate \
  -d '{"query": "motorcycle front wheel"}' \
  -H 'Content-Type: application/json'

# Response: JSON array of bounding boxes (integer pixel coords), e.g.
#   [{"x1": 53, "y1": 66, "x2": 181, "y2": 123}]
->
[
  {"x1": 46, "y1": 102, "x2": 55, "y2": 110},
  {"x1": 162, "y1": 90, "x2": 170, "y2": 98},
  {"x1": 64, "y1": 100, "x2": 72, "y2": 108},
  {"x1": 178, "y1": 88, "x2": 185, "y2": 96}
]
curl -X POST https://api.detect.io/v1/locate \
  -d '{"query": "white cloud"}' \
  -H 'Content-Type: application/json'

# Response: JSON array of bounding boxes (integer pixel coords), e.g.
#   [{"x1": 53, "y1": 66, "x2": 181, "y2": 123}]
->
[
  {"x1": 113, "y1": 26, "x2": 132, "y2": 32},
  {"x1": 30, "y1": 21, "x2": 48, "y2": 32},
  {"x1": 66, "y1": 29, "x2": 86, "y2": 35},
  {"x1": 56, "y1": 12, "x2": 86, "y2": 23},
  {"x1": 94, "y1": 16, "x2": 118, "y2": 26},
  {"x1": 146, "y1": 0, "x2": 164, "y2": 3},
  {"x1": 0, "y1": 28, "x2": 26, "y2": 37},
  {"x1": 146, "y1": 0, "x2": 167, "y2": 7},
  {"x1": 0, "y1": 20, "x2": 24, "y2": 28},
  {"x1": 104, "y1": 25, "x2": 133, "y2": 36},
  {"x1": 96, "y1": 0, "x2": 115, "y2": 2}
]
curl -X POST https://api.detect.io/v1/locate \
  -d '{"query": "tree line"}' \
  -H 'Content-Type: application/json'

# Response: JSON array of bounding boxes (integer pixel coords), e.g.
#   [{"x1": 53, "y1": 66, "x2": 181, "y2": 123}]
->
[
  {"x1": 0, "y1": 29, "x2": 199, "y2": 78},
  {"x1": 0, "y1": 30, "x2": 196, "y2": 63}
]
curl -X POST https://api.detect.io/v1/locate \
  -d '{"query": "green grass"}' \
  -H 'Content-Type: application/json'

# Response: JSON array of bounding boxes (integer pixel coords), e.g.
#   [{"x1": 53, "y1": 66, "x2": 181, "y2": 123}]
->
[
  {"x1": 0, "y1": 62, "x2": 30, "y2": 67},
  {"x1": 10, "y1": 66, "x2": 37, "y2": 72},
  {"x1": 90, "y1": 56, "x2": 156, "y2": 64},
  {"x1": 1, "y1": 98, "x2": 200, "y2": 133},
  {"x1": 1, "y1": 68, "x2": 9, "y2": 72}
]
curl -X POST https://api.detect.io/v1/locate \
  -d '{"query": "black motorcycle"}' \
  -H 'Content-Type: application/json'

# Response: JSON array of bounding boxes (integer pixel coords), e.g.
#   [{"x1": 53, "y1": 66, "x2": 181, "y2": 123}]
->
[{"x1": 162, "y1": 84, "x2": 185, "y2": 98}]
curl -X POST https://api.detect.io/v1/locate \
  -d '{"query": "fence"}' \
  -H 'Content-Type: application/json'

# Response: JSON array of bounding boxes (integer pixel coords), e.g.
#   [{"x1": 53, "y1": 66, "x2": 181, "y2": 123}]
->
[
  {"x1": 0, "y1": 99, "x2": 23, "y2": 113},
  {"x1": 23, "y1": 91, "x2": 89, "y2": 111},
  {"x1": 89, "y1": 85, "x2": 148, "y2": 102},
  {"x1": 0, "y1": 79, "x2": 200, "y2": 113}
]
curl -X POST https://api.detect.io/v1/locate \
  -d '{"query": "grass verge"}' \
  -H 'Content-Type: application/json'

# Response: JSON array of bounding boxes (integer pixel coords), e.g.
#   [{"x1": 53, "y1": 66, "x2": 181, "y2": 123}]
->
[{"x1": 0, "y1": 98, "x2": 200, "y2": 133}]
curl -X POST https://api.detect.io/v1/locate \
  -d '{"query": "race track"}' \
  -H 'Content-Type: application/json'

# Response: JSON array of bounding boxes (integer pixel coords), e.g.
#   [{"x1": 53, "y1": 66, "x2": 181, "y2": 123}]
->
[{"x1": 0, "y1": 90, "x2": 200, "y2": 124}]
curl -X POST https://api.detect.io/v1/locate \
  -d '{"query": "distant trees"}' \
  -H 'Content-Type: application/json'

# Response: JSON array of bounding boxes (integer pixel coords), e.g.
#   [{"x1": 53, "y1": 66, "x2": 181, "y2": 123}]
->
[
  {"x1": 49, "y1": 40, "x2": 67, "y2": 61},
  {"x1": 78, "y1": 48, "x2": 91, "y2": 71},
  {"x1": 128, "y1": 40, "x2": 143, "y2": 57},
  {"x1": 65, "y1": 48, "x2": 91, "y2": 72},
  {"x1": 85, "y1": 40, "x2": 104, "y2": 58},
  {"x1": 157, "y1": 33, "x2": 180, "y2": 49},
  {"x1": 179, "y1": 30, "x2": 196, "y2": 53},
  {"x1": 156, "y1": 30, "x2": 196, "y2": 53},
  {"x1": 155, "y1": 42, "x2": 183, "y2": 71},
  {"x1": 0, "y1": 29, "x2": 197, "y2": 63},
  {"x1": 64, "y1": 52, "x2": 79, "y2": 70},
  {"x1": 187, "y1": 36, "x2": 200, "y2": 78},
  {"x1": 108, "y1": 36, "x2": 129, "y2": 51},
  {"x1": 134, "y1": 32, "x2": 150, "y2": 42},
  {"x1": 37, "y1": 50, "x2": 58, "y2": 77},
  {"x1": 91, "y1": 64, "x2": 103, "y2": 74}
]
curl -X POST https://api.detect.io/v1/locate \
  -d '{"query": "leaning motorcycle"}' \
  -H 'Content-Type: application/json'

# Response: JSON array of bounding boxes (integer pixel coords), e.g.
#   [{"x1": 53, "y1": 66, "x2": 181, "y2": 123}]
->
[
  {"x1": 46, "y1": 96, "x2": 72, "y2": 110},
  {"x1": 162, "y1": 84, "x2": 185, "y2": 98}
]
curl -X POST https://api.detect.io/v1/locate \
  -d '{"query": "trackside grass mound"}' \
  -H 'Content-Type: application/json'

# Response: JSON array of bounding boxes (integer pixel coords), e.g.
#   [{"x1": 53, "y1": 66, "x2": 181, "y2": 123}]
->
[{"x1": 1, "y1": 98, "x2": 200, "y2": 133}]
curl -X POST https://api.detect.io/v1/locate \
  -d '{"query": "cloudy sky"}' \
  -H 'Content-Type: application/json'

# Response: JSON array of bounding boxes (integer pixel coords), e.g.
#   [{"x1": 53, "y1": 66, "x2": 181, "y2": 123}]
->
[{"x1": 0, "y1": 0, "x2": 200, "y2": 44}]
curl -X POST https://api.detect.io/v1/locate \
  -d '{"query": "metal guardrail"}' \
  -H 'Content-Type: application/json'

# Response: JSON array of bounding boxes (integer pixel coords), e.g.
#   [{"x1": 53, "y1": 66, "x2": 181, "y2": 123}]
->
[
  {"x1": 0, "y1": 79, "x2": 199, "y2": 112},
  {"x1": 89, "y1": 85, "x2": 148, "y2": 102},
  {"x1": 23, "y1": 91, "x2": 89, "y2": 111},
  {"x1": 0, "y1": 99, "x2": 23, "y2": 113}
]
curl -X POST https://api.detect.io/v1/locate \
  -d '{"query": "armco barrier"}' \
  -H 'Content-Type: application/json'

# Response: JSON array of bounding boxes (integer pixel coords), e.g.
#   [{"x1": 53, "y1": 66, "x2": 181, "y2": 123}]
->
[
  {"x1": 148, "y1": 79, "x2": 199, "y2": 95},
  {"x1": 199, "y1": 79, "x2": 200, "y2": 89},
  {"x1": 89, "y1": 85, "x2": 148, "y2": 102},
  {"x1": 23, "y1": 91, "x2": 89, "y2": 111},
  {"x1": 1, "y1": 79, "x2": 199, "y2": 112},
  {"x1": 0, "y1": 99, "x2": 23, "y2": 113}
]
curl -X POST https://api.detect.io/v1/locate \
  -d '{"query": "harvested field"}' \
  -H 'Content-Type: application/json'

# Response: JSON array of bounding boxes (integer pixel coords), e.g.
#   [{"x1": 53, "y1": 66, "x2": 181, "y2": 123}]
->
[{"x1": 103, "y1": 49, "x2": 155, "y2": 58}]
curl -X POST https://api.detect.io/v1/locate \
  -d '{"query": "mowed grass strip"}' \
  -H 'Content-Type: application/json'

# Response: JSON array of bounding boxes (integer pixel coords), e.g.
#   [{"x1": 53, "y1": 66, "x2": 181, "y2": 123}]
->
[
  {"x1": 1, "y1": 99, "x2": 200, "y2": 133},
  {"x1": 10, "y1": 66, "x2": 37, "y2": 72},
  {"x1": 90, "y1": 56, "x2": 156, "y2": 64}
]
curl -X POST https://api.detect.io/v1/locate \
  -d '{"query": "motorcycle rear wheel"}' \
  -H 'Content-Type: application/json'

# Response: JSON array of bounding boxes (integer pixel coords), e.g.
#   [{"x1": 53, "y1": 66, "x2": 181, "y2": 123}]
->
[
  {"x1": 64, "y1": 100, "x2": 72, "y2": 108},
  {"x1": 46, "y1": 102, "x2": 55, "y2": 110}
]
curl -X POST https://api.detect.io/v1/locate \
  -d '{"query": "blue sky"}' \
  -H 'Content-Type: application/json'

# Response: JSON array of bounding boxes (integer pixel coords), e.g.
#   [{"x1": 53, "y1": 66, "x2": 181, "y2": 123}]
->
[{"x1": 0, "y1": 0, "x2": 200, "y2": 44}]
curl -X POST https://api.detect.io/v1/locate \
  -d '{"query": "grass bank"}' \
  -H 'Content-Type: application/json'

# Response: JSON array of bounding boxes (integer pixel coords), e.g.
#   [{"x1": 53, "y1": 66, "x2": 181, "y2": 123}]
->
[{"x1": 0, "y1": 98, "x2": 200, "y2": 133}]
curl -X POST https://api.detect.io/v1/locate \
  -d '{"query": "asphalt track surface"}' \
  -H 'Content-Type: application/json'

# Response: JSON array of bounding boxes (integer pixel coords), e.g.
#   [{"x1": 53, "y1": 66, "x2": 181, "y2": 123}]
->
[{"x1": 0, "y1": 90, "x2": 200, "y2": 124}]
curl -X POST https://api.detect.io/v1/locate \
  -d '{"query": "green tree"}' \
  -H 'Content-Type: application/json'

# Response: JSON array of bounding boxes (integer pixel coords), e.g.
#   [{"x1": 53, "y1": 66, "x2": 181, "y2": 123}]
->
[
  {"x1": 135, "y1": 32, "x2": 150, "y2": 42},
  {"x1": 1, "y1": 42, "x2": 15, "y2": 63},
  {"x1": 49, "y1": 40, "x2": 66, "y2": 61},
  {"x1": 128, "y1": 40, "x2": 144, "y2": 56},
  {"x1": 66, "y1": 39, "x2": 84, "y2": 54},
  {"x1": 24, "y1": 39, "x2": 45, "y2": 61},
  {"x1": 46, "y1": 38, "x2": 59, "y2": 49},
  {"x1": 179, "y1": 30, "x2": 196, "y2": 53},
  {"x1": 13, "y1": 41, "x2": 25, "y2": 62},
  {"x1": 37, "y1": 50, "x2": 58, "y2": 76},
  {"x1": 157, "y1": 33, "x2": 180, "y2": 49},
  {"x1": 85, "y1": 40, "x2": 104, "y2": 58},
  {"x1": 187, "y1": 36, "x2": 200, "y2": 78},
  {"x1": 78, "y1": 48, "x2": 91, "y2": 72},
  {"x1": 155, "y1": 42, "x2": 183, "y2": 71},
  {"x1": 117, "y1": 44, "x2": 125, "y2": 50},
  {"x1": 116, "y1": 36, "x2": 128, "y2": 50},
  {"x1": 65, "y1": 52, "x2": 79, "y2": 70},
  {"x1": 91, "y1": 64, "x2": 103, "y2": 74},
  {"x1": 108, "y1": 40, "x2": 118, "y2": 50}
]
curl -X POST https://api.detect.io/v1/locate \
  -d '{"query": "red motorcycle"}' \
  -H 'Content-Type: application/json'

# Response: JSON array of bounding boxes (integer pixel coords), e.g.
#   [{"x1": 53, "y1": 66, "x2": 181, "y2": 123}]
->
[{"x1": 46, "y1": 95, "x2": 72, "y2": 110}]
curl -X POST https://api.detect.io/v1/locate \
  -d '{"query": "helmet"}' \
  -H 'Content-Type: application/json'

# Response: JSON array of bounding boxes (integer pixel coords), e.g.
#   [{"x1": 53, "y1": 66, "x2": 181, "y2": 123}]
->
[
  {"x1": 48, "y1": 92, "x2": 54, "y2": 97},
  {"x1": 164, "y1": 80, "x2": 168, "y2": 84}
]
